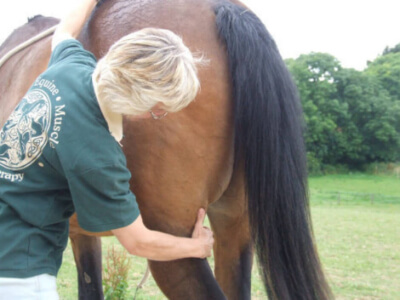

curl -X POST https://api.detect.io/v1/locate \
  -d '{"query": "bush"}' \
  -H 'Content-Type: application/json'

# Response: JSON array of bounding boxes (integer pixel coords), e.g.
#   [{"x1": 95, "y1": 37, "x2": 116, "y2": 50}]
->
[
  {"x1": 307, "y1": 152, "x2": 323, "y2": 175},
  {"x1": 306, "y1": 152, "x2": 351, "y2": 175},
  {"x1": 103, "y1": 245, "x2": 132, "y2": 300},
  {"x1": 322, "y1": 164, "x2": 350, "y2": 175},
  {"x1": 364, "y1": 162, "x2": 400, "y2": 176}
]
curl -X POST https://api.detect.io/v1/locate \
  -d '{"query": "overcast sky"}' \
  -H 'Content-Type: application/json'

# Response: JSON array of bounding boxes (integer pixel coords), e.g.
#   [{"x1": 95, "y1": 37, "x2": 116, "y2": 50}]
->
[{"x1": 1, "y1": 0, "x2": 399, "y2": 70}]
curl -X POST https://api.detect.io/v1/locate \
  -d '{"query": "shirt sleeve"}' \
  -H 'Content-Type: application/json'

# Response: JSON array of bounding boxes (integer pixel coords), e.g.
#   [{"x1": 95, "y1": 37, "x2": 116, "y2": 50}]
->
[
  {"x1": 67, "y1": 162, "x2": 140, "y2": 232},
  {"x1": 48, "y1": 39, "x2": 97, "y2": 68},
  {"x1": 57, "y1": 111, "x2": 141, "y2": 232}
]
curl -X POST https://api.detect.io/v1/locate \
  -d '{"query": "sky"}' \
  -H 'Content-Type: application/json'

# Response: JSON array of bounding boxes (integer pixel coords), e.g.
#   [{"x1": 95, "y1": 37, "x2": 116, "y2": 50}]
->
[{"x1": 0, "y1": 0, "x2": 399, "y2": 71}]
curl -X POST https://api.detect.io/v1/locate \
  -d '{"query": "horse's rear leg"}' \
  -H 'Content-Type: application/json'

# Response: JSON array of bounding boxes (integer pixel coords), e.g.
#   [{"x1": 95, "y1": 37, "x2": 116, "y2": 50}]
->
[
  {"x1": 69, "y1": 215, "x2": 104, "y2": 300},
  {"x1": 140, "y1": 208, "x2": 226, "y2": 299},
  {"x1": 207, "y1": 167, "x2": 253, "y2": 300},
  {"x1": 70, "y1": 234, "x2": 103, "y2": 299},
  {"x1": 149, "y1": 258, "x2": 225, "y2": 299}
]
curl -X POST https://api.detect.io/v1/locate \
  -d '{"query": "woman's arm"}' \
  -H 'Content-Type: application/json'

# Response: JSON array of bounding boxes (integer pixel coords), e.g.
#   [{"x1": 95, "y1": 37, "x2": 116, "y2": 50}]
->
[
  {"x1": 52, "y1": 0, "x2": 98, "y2": 50},
  {"x1": 112, "y1": 209, "x2": 214, "y2": 261}
]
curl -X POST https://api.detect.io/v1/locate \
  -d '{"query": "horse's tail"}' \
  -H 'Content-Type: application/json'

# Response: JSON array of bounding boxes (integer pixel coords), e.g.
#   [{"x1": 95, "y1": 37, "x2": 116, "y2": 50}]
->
[{"x1": 214, "y1": 2, "x2": 333, "y2": 299}]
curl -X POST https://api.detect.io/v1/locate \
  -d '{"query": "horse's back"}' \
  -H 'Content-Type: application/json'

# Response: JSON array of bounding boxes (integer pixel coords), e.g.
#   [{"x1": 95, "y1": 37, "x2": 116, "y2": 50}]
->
[{"x1": 0, "y1": 16, "x2": 59, "y2": 127}]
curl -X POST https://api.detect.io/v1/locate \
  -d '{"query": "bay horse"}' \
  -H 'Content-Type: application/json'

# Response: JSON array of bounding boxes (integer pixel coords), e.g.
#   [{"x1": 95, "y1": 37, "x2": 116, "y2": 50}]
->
[{"x1": 0, "y1": 0, "x2": 333, "y2": 299}]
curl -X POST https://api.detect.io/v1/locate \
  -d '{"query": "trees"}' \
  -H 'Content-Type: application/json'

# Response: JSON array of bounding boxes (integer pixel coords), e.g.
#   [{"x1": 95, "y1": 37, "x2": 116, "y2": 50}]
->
[
  {"x1": 287, "y1": 53, "x2": 353, "y2": 167},
  {"x1": 366, "y1": 50, "x2": 400, "y2": 101},
  {"x1": 382, "y1": 43, "x2": 400, "y2": 56},
  {"x1": 286, "y1": 49, "x2": 400, "y2": 172},
  {"x1": 336, "y1": 70, "x2": 400, "y2": 164}
]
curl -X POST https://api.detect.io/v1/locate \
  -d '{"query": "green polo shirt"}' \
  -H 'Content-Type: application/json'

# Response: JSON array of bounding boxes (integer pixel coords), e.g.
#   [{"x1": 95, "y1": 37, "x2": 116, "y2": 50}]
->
[{"x1": 0, "y1": 39, "x2": 140, "y2": 278}]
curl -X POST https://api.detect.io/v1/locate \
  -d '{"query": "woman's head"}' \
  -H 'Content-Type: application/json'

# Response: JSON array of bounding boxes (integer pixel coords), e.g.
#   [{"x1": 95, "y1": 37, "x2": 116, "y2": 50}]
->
[{"x1": 93, "y1": 28, "x2": 201, "y2": 116}]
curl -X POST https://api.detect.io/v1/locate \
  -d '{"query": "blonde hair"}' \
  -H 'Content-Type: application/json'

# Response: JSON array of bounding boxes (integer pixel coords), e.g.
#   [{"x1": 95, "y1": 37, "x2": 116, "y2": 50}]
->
[{"x1": 93, "y1": 28, "x2": 201, "y2": 115}]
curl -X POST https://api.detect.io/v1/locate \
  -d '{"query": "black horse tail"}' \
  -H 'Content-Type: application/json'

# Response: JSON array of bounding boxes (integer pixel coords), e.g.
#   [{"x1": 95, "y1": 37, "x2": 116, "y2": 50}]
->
[{"x1": 214, "y1": 2, "x2": 333, "y2": 299}]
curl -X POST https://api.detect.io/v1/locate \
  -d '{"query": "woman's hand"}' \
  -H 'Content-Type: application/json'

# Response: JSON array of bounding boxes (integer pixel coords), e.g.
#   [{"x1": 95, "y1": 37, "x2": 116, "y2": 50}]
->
[{"x1": 191, "y1": 208, "x2": 214, "y2": 258}]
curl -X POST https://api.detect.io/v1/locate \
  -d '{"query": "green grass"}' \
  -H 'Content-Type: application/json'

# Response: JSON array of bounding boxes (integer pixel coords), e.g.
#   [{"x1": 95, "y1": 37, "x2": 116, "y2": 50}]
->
[
  {"x1": 309, "y1": 174, "x2": 400, "y2": 299},
  {"x1": 57, "y1": 174, "x2": 400, "y2": 299},
  {"x1": 309, "y1": 173, "x2": 400, "y2": 196},
  {"x1": 312, "y1": 205, "x2": 400, "y2": 299}
]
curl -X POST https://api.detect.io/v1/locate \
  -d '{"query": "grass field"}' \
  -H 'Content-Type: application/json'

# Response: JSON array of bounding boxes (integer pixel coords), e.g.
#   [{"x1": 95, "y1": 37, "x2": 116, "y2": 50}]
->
[{"x1": 57, "y1": 174, "x2": 400, "y2": 299}]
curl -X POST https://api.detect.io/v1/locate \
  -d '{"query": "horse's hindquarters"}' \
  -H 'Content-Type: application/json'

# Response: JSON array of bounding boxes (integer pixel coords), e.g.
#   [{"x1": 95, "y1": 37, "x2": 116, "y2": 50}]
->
[
  {"x1": 85, "y1": 0, "x2": 234, "y2": 236},
  {"x1": 84, "y1": 0, "x2": 238, "y2": 298}
]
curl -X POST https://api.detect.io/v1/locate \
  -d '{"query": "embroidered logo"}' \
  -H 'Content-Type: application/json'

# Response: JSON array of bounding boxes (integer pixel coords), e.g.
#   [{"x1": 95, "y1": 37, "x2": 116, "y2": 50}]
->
[{"x1": 0, "y1": 89, "x2": 51, "y2": 171}]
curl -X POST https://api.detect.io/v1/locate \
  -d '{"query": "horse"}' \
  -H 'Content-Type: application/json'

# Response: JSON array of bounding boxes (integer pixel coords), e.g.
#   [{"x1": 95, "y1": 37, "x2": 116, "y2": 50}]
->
[{"x1": 0, "y1": 0, "x2": 333, "y2": 299}]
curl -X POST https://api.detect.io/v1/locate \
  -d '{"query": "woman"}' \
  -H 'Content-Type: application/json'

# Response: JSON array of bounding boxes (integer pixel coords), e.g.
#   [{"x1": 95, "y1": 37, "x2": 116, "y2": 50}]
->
[{"x1": 0, "y1": 0, "x2": 213, "y2": 298}]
